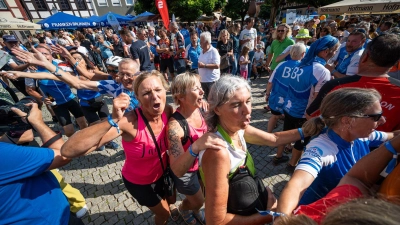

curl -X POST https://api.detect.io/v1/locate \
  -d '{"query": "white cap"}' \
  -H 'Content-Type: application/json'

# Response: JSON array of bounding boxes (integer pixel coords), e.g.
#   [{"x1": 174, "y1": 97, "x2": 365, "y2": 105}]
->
[{"x1": 293, "y1": 25, "x2": 300, "y2": 31}]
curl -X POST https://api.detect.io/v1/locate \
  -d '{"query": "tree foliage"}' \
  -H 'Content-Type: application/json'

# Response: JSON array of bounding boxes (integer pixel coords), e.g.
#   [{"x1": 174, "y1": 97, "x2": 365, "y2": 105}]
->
[
  {"x1": 133, "y1": 0, "x2": 226, "y2": 22},
  {"x1": 223, "y1": 0, "x2": 250, "y2": 23}
]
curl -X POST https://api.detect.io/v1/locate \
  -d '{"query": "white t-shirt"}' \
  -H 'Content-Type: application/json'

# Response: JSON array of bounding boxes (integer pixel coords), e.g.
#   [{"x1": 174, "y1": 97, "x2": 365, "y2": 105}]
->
[
  {"x1": 239, "y1": 28, "x2": 257, "y2": 51},
  {"x1": 198, "y1": 46, "x2": 220, "y2": 83},
  {"x1": 253, "y1": 51, "x2": 264, "y2": 62}
]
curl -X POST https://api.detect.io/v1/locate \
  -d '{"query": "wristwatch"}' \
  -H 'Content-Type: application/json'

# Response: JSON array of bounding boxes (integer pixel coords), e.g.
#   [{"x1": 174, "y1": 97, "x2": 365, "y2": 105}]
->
[{"x1": 52, "y1": 65, "x2": 62, "y2": 77}]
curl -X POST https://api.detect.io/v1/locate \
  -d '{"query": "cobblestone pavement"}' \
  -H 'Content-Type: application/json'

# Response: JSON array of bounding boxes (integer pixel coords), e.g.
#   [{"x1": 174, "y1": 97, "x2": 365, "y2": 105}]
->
[{"x1": 30, "y1": 76, "x2": 292, "y2": 225}]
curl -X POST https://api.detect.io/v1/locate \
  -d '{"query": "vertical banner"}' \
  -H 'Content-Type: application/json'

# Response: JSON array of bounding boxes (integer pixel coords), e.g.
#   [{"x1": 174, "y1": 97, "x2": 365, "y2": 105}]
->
[
  {"x1": 156, "y1": 0, "x2": 169, "y2": 29},
  {"x1": 107, "y1": 13, "x2": 121, "y2": 31},
  {"x1": 286, "y1": 9, "x2": 297, "y2": 24}
]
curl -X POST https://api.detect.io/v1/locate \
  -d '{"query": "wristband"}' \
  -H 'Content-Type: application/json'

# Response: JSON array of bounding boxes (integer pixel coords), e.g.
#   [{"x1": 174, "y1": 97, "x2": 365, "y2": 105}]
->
[
  {"x1": 73, "y1": 61, "x2": 79, "y2": 69},
  {"x1": 107, "y1": 115, "x2": 120, "y2": 134},
  {"x1": 52, "y1": 65, "x2": 62, "y2": 77},
  {"x1": 384, "y1": 141, "x2": 398, "y2": 174},
  {"x1": 189, "y1": 145, "x2": 198, "y2": 157},
  {"x1": 331, "y1": 69, "x2": 337, "y2": 75},
  {"x1": 298, "y1": 128, "x2": 305, "y2": 143},
  {"x1": 41, "y1": 132, "x2": 62, "y2": 148}
]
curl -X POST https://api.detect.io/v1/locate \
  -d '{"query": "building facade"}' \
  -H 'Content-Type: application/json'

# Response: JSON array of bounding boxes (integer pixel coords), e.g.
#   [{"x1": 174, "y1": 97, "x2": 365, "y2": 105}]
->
[
  {"x1": 0, "y1": 0, "x2": 33, "y2": 42},
  {"x1": 19, "y1": 0, "x2": 97, "y2": 21},
  {"x1": 93, "y1": 0, "x2": 135, "y2": 16}
]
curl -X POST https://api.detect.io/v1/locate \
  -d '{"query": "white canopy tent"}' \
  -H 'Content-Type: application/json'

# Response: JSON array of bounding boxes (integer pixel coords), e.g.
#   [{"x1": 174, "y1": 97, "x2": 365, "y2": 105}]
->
[
  {"x1": 0, "y1": 15, "x2": 41, "y2": 30},
  {"x1": 318, "y1": 0, "x2": 400, "y2": 15}
]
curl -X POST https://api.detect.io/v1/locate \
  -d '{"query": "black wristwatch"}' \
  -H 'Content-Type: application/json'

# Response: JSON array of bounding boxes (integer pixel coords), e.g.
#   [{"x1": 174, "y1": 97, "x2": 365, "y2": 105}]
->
[{"x1": 52, "y1": 66, "x2": 62, "y2": 77}]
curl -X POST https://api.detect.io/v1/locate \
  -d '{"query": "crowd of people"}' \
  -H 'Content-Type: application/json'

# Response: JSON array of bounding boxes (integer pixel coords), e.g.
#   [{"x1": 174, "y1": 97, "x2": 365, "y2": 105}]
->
[{"x1": 1, "y1": 12, "x2": 400, "y2": 225}]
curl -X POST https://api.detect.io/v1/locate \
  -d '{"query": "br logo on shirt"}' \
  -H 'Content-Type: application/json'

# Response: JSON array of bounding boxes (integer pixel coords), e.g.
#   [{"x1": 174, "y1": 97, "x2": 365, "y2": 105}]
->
[{"x1": 282, "y1": 67, "x2": 304, "y2": 82}]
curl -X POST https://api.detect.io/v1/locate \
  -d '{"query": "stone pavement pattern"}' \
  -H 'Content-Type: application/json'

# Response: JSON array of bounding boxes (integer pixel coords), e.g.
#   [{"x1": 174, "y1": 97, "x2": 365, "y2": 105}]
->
[{"x1": 31, "y1": 76, "x2": 292, "y2": 225}]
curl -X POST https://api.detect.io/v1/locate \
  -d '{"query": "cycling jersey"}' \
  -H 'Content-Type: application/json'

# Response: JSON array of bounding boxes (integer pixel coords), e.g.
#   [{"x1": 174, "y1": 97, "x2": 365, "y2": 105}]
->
[
  {"x1": 283, "y1": 57, "x2": 330, "y2": 118},
  {"x1": 297, "y1": 129, "x2": 388, "y2": 205},
  {"x1": 268, "y1": 60, "x2": 301, "y2": 114},
  {"x1": 37, "y1": 60, "x2": 75, "y2": 105}
]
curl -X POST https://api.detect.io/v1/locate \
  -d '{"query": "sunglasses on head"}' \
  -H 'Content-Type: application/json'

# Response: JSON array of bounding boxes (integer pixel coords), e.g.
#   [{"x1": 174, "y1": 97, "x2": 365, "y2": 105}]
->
[{"x1": 352, "y1": 112, "x2": 383, "y2": 121}]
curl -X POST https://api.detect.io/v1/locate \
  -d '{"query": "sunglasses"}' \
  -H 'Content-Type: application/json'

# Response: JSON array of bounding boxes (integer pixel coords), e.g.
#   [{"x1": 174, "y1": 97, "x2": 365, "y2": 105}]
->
[
  {"x1": 277, "y1": 30, "x2": 285, "y2": 33},
  {"x1": 352, "y1": 112, "x2": 383, "y2": 121}
]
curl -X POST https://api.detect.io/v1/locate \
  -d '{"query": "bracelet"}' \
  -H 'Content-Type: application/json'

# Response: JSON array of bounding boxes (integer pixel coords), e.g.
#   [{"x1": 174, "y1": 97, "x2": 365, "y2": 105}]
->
[
  {"x1": 384, "y1": 141, "x2": 398, "y2": 174},
  {"x1": 41, "y1": 132, "x2": 62, "y2": 148},
  {"x1": 73, "y1": 61, "x2": 79, "y2": 69},
  {"x1": 189, "y1": 145, "x2": 198, "y2": 157},
  {"x1": 298, "y1": 128, "x2": 305, "y2": 143},
  {"x1": 107, "y1": 115, "x2": 120, "y2": 134}
]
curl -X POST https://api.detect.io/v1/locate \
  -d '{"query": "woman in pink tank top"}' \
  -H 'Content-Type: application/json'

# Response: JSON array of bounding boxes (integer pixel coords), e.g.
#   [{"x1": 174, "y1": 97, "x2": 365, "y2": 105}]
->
[{"x1": 62, "y1": 70, "x2": 227, "y2": 225}]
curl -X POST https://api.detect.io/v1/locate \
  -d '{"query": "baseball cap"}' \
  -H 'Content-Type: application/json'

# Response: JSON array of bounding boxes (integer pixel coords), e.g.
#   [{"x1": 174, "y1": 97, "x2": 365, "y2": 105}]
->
[
  {"x1": 293, "y1": 25, "x2": 300, "y2": 31},
  {"x1": 66, "y1": 46, "x2": 78, "y2": 51},
  {"x1": 3, "y1": 35, "x2": 18, "y2": 42}
]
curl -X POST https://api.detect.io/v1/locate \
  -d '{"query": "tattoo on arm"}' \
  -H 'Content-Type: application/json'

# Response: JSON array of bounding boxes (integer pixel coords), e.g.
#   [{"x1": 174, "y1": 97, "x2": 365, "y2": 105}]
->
[{"x1": 168, "y1": 122, "x2": 184, "y2": 158}]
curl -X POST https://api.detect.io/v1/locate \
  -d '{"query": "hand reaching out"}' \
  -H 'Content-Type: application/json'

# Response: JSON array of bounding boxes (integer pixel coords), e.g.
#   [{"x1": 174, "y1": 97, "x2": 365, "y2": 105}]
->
[
  {"x1": 50, "y1": 44, "x2": 71, "y2": 59},
  {"x1": 11, "y1": 47, "x2": 48, "y2": 67}
]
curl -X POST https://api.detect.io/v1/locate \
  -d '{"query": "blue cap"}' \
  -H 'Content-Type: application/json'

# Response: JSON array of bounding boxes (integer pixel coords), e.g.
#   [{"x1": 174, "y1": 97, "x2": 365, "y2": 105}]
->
[{"x1": 3, "y1": 35, "x2": 18, "y2": 42}]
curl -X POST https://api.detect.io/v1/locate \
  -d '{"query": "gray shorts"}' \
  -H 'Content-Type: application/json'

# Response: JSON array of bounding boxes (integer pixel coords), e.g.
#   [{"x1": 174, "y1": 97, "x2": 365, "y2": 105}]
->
[{"x1": 171, "y1": 171, "x2": 201, "y2": 195}]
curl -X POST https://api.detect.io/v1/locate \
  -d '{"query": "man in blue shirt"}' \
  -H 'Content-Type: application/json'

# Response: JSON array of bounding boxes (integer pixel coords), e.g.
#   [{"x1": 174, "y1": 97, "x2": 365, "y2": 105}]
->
[
  {"x1": 0, "y1": 103, "x2": 77, "y2": 225},
  {"x1": 184, "y1": 30, "x2": 202, "y2": 73},
  {"x1": 327, "y1": 31, "x2": 365, "y2": 78}
]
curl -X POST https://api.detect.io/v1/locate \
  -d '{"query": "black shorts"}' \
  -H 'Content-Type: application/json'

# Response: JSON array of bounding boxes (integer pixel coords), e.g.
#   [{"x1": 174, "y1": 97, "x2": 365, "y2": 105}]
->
[
  {"x1": 270, "y1": 109, "x2": 282, "y2": 116},
  {"x1": 122, "y1": 175, "x2": 165, "y2": 208},
  {"x1": 283, "y1": 111, "x2": 310, "y2": 150},
  {"x1": 154, "y1": 55, "x2": 160, "y2": 64},
  {"x1": 52, "y1": 98, "x2": 85, "y2": 126},
  {"x1": 80, "y1": 103, "x2": 109, "y2": 124},
  {"x1": 160, "y1": 58, "x2": 174, "y2": 73}
]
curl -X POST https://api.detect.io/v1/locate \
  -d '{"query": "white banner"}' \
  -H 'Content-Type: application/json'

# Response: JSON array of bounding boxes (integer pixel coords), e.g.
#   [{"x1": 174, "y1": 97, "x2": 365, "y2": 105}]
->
[
  {"x1": 107, "y1": 14, "x2": 121, "y2": 31},
  {"x1": 319, "y1": 0, "x2": 400, "y2": 15},
  {"x1": 286, "y1": 9, "x2": 297, "y2": 24}
]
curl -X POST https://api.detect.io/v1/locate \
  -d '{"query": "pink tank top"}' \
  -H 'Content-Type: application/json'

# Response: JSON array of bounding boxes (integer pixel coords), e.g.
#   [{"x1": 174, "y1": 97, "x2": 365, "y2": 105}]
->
[
  {"x1": 121, "y1": 109, "x2": 168, "y2": 185},
  {"x1": 179, "y1": 109, "x2": 208, "y2": 172}
]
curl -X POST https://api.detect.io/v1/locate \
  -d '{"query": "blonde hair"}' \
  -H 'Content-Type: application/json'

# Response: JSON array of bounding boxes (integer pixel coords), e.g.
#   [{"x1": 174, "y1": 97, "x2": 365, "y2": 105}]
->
[
  {"x1": 273, "y1": 23, "x2": 292, "y2": 40},
  {"x1": 218, "y1": 29, "x2": 230, "y2": 41},
  {"x1": 133, "y1": 70, "x2": 169, "y2": 101},
  {"x1": 240, "y1": 45, "x2": 250, "y2": 57},
  {"x1": 170, "y1": 72, "x2": 200, "y2": 106}
]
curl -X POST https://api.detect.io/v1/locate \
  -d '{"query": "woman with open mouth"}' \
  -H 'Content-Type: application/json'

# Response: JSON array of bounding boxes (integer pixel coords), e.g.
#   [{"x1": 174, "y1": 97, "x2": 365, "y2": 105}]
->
[{"x1": 197, "y1": 75, "x2": 308, "y2": 224}]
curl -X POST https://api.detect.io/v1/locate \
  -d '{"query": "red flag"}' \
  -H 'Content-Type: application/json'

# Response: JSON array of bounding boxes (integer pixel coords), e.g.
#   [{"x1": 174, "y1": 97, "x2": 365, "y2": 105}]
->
[{"x1": 156, "y1": 0, "x2": 169, "y2": 29}]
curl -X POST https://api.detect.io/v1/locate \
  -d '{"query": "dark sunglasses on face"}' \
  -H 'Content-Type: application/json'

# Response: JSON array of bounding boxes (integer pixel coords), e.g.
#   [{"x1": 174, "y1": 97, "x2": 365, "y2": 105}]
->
[
  {"x1": 352, "y1": 112, "x2": 383, "y2": 121},
  {"x1": 108, "y1": 69, "x2": 119, "y2": 73},
  {"x1": 277, "y1": 30, "x2": 285, "y2": 33}
]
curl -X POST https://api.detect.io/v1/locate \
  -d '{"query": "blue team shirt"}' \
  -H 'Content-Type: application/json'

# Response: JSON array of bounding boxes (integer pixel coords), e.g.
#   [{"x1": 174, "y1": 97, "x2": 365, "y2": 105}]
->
[
  {"x1": 297, "y1": 129, "x2": 388, "y2": 205},
  {"x1": 335, "y1": 46, "x2": 363, "y2": 75},
  {"x1": 185, "y1": 43, "x2": 202, "y2": 69},
  {"x1": 0, "y1": 143, "x2": 70, "y2": 224},
  {"x1": 37, "y1": 60, "x2": 75, "y2": 105},
  {"x1": 97, "y1": 80, "x2": 139, "y2": 111},
  {"x1": 268, "y1": 60, "x2": 301, "y2": 114},
  {"x1": 283, "y1": 57, "x2": 330, "y2": 118}
]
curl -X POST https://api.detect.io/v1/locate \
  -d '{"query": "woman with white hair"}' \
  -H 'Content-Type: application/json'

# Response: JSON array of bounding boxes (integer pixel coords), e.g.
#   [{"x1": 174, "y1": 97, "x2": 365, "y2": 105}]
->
[
  {"x1": 198, "y1": 31, "x2": 220, "y2": 100},
  {"x1": 198, "y1": 75, "x2": 307, "y2": 224}
]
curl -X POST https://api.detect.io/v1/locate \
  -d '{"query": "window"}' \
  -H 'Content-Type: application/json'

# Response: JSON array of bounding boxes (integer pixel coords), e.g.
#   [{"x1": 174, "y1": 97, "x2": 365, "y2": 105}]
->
[
  {"x1": 125, "y1": 0, "x2": 133, "y2": 5},
  {"x1": 0, "y1": 0, "x2": 7, "y2": 9},
  {"x1": 98, "y1": 0, "x2": 108, "y2": 7},
  {"x1": 112, "y1": 0, "x2": 121, "y2": 6},
  {"x1": 75, "y1": 0, "x2": 87, "y2": 10},
  {"x1": 59, "y1": 0, "x2": 71, "y2": 10},
  {"x1": 33, "y1": 0, "x2": 47, "y2": 10}
]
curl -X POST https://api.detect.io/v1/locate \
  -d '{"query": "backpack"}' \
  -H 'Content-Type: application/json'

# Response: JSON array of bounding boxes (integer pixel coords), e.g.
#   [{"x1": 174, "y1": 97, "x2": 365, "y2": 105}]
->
[
  {"x1": 226, "y1": 152, "x2": 269, "y2": 216},
  {"x1": 171, "y1": 111, "x2": 193, "y2": 146}
]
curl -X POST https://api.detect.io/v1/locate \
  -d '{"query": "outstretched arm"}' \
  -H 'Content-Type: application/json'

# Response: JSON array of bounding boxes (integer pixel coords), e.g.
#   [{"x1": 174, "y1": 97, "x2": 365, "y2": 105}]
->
[
  {"x1": 61, "y1": 93, "x2": 131, "y2": 158},
  {"x1": 244, "y1": 125, "x2": 302, "y2": 147}
]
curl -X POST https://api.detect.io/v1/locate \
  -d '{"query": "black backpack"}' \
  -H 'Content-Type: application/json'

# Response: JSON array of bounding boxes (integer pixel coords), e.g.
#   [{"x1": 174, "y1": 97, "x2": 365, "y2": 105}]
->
[{"x1": 171, "y1": 111, "x2": 194, "y2": 146}]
